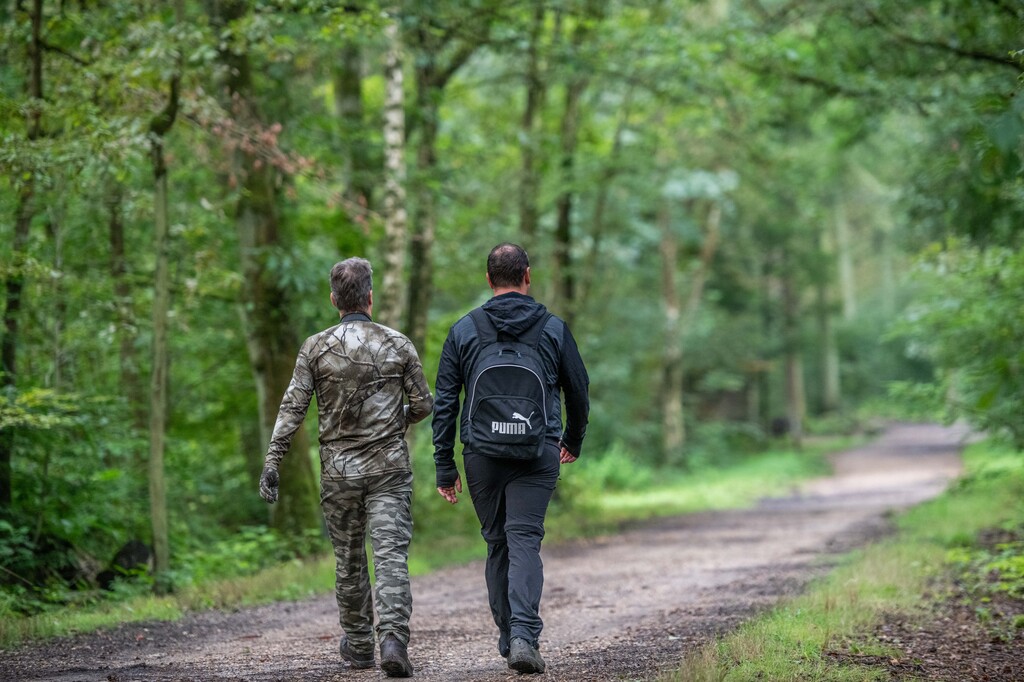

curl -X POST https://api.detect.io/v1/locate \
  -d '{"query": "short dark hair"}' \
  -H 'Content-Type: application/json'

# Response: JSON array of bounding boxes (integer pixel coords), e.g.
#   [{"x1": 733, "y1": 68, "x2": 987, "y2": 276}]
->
[
  {"x1": 487, "y1": 243, "x2": 530, "y2": 288},
  {"x1": 330, "y1": 258, "x2": 372, "y2": 312}
]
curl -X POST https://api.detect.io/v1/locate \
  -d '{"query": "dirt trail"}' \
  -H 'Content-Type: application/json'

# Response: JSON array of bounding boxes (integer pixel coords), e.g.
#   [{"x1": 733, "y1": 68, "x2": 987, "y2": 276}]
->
[{"x1": 0, "y1": 423, "x2": 967, "y2": 682}]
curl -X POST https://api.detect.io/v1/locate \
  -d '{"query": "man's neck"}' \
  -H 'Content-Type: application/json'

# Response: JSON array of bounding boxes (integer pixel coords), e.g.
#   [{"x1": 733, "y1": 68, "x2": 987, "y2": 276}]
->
[
  {"x1": 491, "y1": 287, "x2": 529, "y2": 297},
  {"x1": 339, "y1": 309, "x2": 371, "y2": 320}
]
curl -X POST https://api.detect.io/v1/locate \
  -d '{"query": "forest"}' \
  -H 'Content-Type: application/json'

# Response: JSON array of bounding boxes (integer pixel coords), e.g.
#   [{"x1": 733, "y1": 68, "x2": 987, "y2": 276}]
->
[{"x1": 0, "y1": 0, "x2": 1021, "y2": 617}]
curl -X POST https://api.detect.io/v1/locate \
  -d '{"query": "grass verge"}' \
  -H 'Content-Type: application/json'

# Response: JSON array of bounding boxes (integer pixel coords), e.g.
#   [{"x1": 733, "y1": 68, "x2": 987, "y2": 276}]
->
[
  {"x1": 664, "y1": 439, "x2": 1024, "y2": 682},
  {"x1": 0, "y1": 435, "x2": 851, "y2": 650}
]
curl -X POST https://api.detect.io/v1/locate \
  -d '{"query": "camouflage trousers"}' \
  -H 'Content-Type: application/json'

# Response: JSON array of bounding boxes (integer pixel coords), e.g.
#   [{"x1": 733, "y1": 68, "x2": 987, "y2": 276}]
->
[{"x1": 321, "y1": 470, "x2": 414, "y2": 652}]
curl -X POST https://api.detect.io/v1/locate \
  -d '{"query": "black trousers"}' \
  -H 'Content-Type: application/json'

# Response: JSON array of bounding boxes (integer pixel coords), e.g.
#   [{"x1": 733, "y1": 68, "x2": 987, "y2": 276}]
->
[{"x1": 464, "y1": 440, "x2": 560, "y2": 651}]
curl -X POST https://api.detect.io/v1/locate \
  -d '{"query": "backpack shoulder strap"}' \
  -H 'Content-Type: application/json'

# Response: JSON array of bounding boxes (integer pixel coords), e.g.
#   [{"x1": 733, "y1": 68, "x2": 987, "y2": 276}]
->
[
  {"x1": 517, "y1": 312, "x2": 553, "y2": 349},
  {"x1": 468, "y1": 308, "x2": 498, "y2": 345}
]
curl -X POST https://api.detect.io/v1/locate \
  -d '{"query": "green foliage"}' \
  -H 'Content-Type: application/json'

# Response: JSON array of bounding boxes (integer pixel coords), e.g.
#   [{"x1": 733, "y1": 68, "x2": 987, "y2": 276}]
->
[
  {"x1": 949, "y1": 533, "x2": 1024, "y2": 602},
  {"x1": 568, "y1": 440, "x2": 656, "y2": 493},
  {"x1": 891, "y1": 244, "x2": 1024, "y2": 447},
  {"x1": 171, "y1": 526, "x2": 324, "y2": 588}
]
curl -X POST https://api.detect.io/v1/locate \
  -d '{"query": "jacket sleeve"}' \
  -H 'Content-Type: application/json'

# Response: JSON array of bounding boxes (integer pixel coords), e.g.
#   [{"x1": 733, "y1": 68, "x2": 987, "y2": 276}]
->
[
  {"x1": 431, "y1": 326, "x2": 463, "y2": 487},
  {"x1": 264, "y1": 338, "x2": 314, "y2": 471},
  {"x1": 402, "y1": 340, "x2": 434, "y2": 424},
  {"x1": 558, "y1": 323, "x2": 590, "y2": 457}
]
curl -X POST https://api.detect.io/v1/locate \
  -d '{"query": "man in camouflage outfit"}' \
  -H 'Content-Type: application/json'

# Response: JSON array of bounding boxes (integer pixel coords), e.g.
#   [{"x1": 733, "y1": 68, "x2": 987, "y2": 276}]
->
[{"x1": 259, "y1": 257, "x2": 432, "y2": 678}]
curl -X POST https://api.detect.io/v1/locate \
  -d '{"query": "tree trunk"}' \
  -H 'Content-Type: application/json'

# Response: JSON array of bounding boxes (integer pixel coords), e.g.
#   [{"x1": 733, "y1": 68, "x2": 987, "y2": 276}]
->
[
  {"x1": 659, "y1": 202, "x2": 684, "y2": 463},
  {"x1": 518, "y1": 2, "x2": 545, "y2": 248},
  {"x1": 658, "y1": 200, "x2": 721, "y2": 464},
  {"x1": 146, "y1": 0, "x2": 185, "y2": 587},
  {"x1": 44, "y1": 214, "x2": 66, "y2": 389},
  {"x1": 377, "y1": 15, "x2": 407, "y2": 332},
  {"x1": 108, "y1": 184, "x2": 147, "y2": 433},
  {"x1": 333, "y1": 42, "x2": 374, "y2": 217},
  {"x1": 551, "y1": 4, "x2": 602, "y2": 326},
  {"x1": 404, "y1": 84, "x2": 437, "y2": 352},
  {"x1": 148, "y1": 136, "x2": 172, "y2": 592},
  {"x1": 876, "y1": 223, "x2": 895, "y2": 316},
  {"x1": 235, "y1": 166, "x2": 319, "y2": 538},
  {"x1": 817, "y1": 279, "x2": 841, "y2": 413},
  {"x1": 402, "y1": 12, "x2": 491, "y2": 351},
  {"x1": 1, "y1": 0, "x2": 44, "y2": 512},
  {"x1": 578, "y1": 92, "x2": 631, "y2": 307},
  {"x1": 552, "y1": 72, "x2": 585, "y2": 327},
  {"x1": 756, "y1": 251, "x2": 775, "y2": 428},
  {"x1": 683, "y1": 202, "x2": 721, "y2": 323},
  {"x1": 834, "y1": 197, "x2": 856, "y2": 320},
  {"x1": 780, "y1": 260, "x2": 805, "y2": 448},
  {"x1": 211, "y1": 0, "x2": 320, "y2": 538}
]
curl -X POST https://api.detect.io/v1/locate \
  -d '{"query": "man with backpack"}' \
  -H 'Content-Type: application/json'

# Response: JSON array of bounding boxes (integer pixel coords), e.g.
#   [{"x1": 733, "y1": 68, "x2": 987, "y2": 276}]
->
[{"x1": 432, "y1": 243, "x2": 590, "y2": 674}]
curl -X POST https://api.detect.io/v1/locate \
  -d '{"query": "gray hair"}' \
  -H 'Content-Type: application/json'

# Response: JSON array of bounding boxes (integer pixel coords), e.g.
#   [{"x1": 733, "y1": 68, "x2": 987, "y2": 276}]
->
[{"x1": 330, "y1": 258, "x2": 373, "y2": 312}]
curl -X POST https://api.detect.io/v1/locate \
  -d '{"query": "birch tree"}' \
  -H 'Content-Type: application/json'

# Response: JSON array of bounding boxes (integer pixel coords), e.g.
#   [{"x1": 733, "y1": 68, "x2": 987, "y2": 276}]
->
[{"x1": 376, "y1": 13, "x2": 407, "y2": 331}]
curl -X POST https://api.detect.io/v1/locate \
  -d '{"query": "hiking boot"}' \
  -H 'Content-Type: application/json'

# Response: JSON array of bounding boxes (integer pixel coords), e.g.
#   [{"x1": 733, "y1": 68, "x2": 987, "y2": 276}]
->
[
  {"x1": 508, "y1": 637, "x2": 545, "y2": 674},
  {"x1": 379, "y1": 633, "x2": 414, "y2": 678},
  {"x1": 339, "y1": 635, "x2": 375, "y2": 669}
]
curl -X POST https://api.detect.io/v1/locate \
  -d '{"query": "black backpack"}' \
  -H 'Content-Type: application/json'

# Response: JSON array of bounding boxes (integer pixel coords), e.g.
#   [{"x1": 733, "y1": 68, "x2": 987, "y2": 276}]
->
[{"x1": 464, "y1": 308, "x2": 552, "y2": 459}]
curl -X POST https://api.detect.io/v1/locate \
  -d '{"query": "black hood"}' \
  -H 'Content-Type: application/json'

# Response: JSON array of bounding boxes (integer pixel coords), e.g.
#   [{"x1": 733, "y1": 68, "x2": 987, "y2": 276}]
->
[{"x1": 481, "y1": 292, "x2": 548, "y2": 337}]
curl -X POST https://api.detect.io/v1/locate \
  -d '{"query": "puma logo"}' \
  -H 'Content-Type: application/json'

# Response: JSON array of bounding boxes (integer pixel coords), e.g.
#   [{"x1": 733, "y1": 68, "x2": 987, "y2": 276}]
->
[
  {"x1": 512, "y1": 411, "x2": 535, "y2": 430},
  {"x1": 491, "y1": 411, "x2": 536, "y2": 436}
]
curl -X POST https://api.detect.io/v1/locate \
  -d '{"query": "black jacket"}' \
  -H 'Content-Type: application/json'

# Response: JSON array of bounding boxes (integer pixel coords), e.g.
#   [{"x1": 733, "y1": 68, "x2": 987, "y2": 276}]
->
[{"x1": 432, "y1": 292, "x2": 590, "y2": 487}]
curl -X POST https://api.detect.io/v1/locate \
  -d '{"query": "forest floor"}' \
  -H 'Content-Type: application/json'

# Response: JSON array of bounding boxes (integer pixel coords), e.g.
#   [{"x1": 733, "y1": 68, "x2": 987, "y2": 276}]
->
[{"x1": 3, "y1": 422, "x2": 1007, "y2": 682}]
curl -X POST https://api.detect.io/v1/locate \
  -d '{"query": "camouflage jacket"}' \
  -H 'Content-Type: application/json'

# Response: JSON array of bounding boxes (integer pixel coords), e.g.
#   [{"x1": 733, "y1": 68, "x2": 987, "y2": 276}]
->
[{"x1": 264, "y1": 312, "x2": 433, "y2": 480}]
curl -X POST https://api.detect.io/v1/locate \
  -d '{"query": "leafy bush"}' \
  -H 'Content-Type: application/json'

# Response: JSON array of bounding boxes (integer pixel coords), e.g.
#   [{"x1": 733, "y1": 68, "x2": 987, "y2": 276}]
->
[
  {"x1": 683, "y1": 421, "x2": 767, "y2": 469},
  {"x1": 569, "y1": 441, "x2": 655, "y2": 493},
  {"x1": 170, "y1": 526, "x2": 321, "y2": 589},
  {"x1": 890, "y1": 244, "x2": 1024, "y2": 448}
]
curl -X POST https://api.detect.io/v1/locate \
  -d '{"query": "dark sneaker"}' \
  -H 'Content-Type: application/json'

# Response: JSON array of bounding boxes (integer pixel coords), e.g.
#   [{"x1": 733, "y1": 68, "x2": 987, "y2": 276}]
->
[
  {"x1": 508, "y1": 637, "x2": 545, "y2": 674},
  {"x1": 499, "y1": 629, "x2": 510, "y2": 658},
  {"x1": 379, "y1": 633, "x2": 414, "y2": 678},
  {"x1": 339, "y1": 635, "x2": 375, "y2": 669}
]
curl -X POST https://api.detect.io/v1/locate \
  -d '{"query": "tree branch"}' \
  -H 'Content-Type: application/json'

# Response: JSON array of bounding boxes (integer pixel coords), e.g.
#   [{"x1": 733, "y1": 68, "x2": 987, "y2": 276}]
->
[
  {"x1": 865, "y1": 8, "x2": 1021, "y2": 73},
  {"x1": 148, "y1": 76, "x2": 180, "y2": 137},
  {"x1": 40, "y1": 39, "x2": 91, "y2": 66},
  {"x1": 434, "y1": 35, "x2": 488, "y2": 90},
  {"x1": 987, "y1": 0, "x2": 1024, "y2": 20}
]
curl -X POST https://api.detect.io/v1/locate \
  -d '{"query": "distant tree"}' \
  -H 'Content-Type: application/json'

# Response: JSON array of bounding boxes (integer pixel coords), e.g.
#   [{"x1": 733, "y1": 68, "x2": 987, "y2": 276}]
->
[
  {"x1": 404, "y1": 1, "x2": 496, "y2": 352},
  {"x1": 208, "y1": 0, "x2": 320, "y2": 539},
  {"x1": 1, "y1": 0, "x2": 44, "y2": 513},
  {"x1": 146, "y1": 0, "x2": 184, "y2": 591}
]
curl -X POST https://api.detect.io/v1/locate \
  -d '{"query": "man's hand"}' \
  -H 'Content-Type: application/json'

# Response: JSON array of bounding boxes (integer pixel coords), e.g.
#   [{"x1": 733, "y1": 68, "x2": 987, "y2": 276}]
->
[
  {"x1": 437, "y1": 476, "x2": 462, "y2": 504},
  {"x1": 259, "y1": 465, "x2": 280, "y2": 504},
  {"x1": 559, "y1": 445, "x2": 578, "y2": 464}
]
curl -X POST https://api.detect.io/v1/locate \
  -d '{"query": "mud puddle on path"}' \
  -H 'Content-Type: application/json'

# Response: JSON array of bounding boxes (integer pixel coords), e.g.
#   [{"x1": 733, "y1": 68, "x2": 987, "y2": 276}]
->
[{"x1": 0, "y1": 423, "x2": 967, "y2": 682}]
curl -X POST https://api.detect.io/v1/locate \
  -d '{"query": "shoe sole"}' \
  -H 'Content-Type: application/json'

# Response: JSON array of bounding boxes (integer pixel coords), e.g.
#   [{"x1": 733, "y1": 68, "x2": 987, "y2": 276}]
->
[
  {"x1": 340, "y1": 651, "x2": 375, "y2": 669},
  {"x1": 342, "y1": 658, "x2": 375, "y2": 669},
  {"x1": 381, "y1": 659, "x2": 413, "y2": 677},
  {"x1": 508, "y1": 658, "x2": 545, "y2": 674}
]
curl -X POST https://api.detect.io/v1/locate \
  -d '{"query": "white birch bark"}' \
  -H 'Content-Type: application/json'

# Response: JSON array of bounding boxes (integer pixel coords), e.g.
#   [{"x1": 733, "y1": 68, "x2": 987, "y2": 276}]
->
[{"x1": 378, "y1": 15, "x2": 407, "y2": 331}]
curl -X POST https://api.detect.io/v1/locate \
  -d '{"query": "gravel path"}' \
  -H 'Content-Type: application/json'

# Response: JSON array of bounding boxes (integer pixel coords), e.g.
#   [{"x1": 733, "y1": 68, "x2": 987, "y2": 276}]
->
[{"x1": 0, "y1": 422, "x2": 967, "y2": 682}]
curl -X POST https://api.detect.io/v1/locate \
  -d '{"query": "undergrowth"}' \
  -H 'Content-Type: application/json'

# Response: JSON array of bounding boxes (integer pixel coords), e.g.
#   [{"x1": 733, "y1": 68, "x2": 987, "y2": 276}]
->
[{"x1": 665, "y1": 438, "x2": 1024, "y2": 682}]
